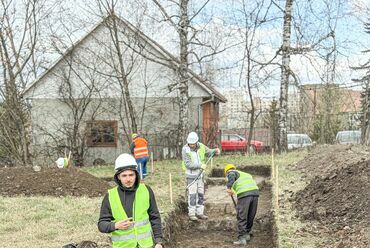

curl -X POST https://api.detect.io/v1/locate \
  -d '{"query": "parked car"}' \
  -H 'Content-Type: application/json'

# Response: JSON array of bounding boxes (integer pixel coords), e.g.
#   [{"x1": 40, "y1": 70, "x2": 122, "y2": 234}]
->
[
  {"x1": 221, "y1": 134, "x2": 264, "y2": 153},
  {"x1": 287, "y1": 133, "x2": 313, "y2": 150},
  {"x1": 335, "y1": 130, "x2": 361, "y2": 144}
]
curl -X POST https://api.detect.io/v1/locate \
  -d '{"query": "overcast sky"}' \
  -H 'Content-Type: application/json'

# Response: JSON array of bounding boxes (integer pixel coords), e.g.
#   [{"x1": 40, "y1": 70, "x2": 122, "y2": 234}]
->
[{"x1": 29, "y1": 0, "x2": 370, "y2": 98}]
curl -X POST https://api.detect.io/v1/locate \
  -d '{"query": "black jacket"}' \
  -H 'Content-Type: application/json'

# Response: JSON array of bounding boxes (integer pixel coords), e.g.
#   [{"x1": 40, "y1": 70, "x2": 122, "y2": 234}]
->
[{"x1": 97, "y1": 169, "x2": 163, "y2": 244}]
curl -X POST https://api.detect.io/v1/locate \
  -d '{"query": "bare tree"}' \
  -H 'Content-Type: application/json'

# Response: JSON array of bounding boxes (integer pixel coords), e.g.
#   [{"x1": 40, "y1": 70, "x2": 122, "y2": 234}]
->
[
  {"x1": 264, "y1": 99, "x2": 279, "y2": 151},
  {"x1": 275, "y1": 0, "x2": 342, "y2": 150},
  {"x1": 232, "y1": 0, "x2": 275, "y2": 153},
  {"x1": 86, "y1": 1, "x2": 172, "y2": 148},
  {"x1": 352, "y1": 21, "x2": 370, "y2": 145},
  {"x1": 277, "y1": 0, "x2": 293, "y2": 152},
  {"x1": 150, "y1": 0, "x2": 233, "y2": 154},
  {"x1": 150, "y1": 0, "x2": 192, "y2": 153},
  {"x1": 0, "y1": 0, "x2": 42, "y2": 165},
  {"x1": 360, "y1": 79, "x2": 370, "y2": 145},
  {"x1": 32, "y1": 35, "x2": 108, "y2": 166}
]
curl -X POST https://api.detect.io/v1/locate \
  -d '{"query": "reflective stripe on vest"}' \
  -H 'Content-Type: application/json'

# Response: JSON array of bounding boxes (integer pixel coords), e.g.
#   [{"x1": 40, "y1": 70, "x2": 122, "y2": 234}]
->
[
  {"x1": 182, "y1": 143, "x2": 206, "y2": 170},
  {"x1": 111, "y1": 231, "x2": 152, "y2": 242},
  {"x1": 230, "y1": 170, "x2": 258, "y2": 195},
  {"x1": 108, "y1": 184, "x2": 153, "y2": 248},
  {"x1": 133, "y1": 138, "x2": 149, "y2": 159}
]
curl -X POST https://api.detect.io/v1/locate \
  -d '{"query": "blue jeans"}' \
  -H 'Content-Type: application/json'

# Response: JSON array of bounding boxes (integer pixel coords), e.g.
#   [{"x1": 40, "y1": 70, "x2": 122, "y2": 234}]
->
[{"x1": 136, "y1": 156, "x2": 149, "y2": 178}]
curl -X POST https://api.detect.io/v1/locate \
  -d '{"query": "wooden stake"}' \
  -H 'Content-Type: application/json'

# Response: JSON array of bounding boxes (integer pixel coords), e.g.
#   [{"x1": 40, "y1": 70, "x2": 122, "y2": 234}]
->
[
  {"x1": 169, "y1": 173, "x2": 173, "y2": 204},
  {"x1": 67, "y1": 151, "x2": 72, "y2": 167},
  {"x1": 271, "y1": 148, "x2": 275, "y2": 180},
  {"x1": 271, "y1": 148, "x2": 279, "y2": 210},
  {"x1": 139, "y1": 163, "x2": 143, "y2": 180},
  {"x1": 275, "y1": 160, "x2": 279, "y2": 209},
  {"x1": 151, "y1": 152, "x2": 154, "y2": 173}
]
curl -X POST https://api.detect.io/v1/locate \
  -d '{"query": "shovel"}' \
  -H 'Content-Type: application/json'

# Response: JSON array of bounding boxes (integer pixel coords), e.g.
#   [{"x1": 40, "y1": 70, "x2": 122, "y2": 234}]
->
[
  {"x1": 230, "y1": 194, "x2": 237, "y2": 208},
  {"x1": 184, "y1": 153, "x2": 215, "y2": 200}
]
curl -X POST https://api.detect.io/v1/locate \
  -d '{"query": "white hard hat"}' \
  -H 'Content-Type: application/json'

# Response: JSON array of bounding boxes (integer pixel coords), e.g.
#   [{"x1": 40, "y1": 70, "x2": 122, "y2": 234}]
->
[
  {"x1": 115, "y1": 153, "x2": 138, "y2": 172},
  {"x1": 56, "y1": 157, "x2": 65, "y2": 169},
  {"x1": 187, "y1": 132, "x2": 199, "y2": 144}
]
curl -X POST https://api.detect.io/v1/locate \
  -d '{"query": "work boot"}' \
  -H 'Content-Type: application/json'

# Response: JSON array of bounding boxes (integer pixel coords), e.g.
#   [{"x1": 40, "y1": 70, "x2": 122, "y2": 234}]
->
[
  {"x1": 196, "y1": 214, "x2": 208, "y2": 220},
  {"x1": 233, "y1": 237, "x2": 247, "y2": 245},
  {"x1": 245, "y1": 233, "x2": 251, "y2": 241},
  {"x1": 189, "y1": 216, "x2": 198, "y2": 221}
]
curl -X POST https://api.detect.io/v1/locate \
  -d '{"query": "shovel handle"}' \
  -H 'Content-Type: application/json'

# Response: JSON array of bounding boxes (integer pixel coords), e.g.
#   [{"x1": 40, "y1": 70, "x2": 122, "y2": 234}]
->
[{"x1": 231, "y1": 195, "x2": 237, "y2": 208}]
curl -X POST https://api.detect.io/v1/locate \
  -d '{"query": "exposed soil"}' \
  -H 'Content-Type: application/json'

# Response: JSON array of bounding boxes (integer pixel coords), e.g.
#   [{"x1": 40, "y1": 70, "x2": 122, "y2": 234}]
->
[
  {"x1": 164, "y1": 166, "x2": 275, "y2": 248},
  {"x1": 292, "y1": 145, "x2": 370, "y2": 248},
  {"x1": 6, "y1": 145, "x2": 368, "y2": 248},
  {"x1": 0, "y1": 166, "x2": 110, "y2": 197}
]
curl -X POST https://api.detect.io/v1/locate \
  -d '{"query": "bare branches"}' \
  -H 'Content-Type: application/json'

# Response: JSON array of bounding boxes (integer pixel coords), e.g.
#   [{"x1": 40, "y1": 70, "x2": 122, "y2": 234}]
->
[
  {"x1": 189, "y1": 0, "x2": 210, "y2": 23},
  {"x1": 0, "y1": 0, "x2": 44, "y2": 165},
  {"x1": 289, "y1": 31, "x2": 334, "y2": 54},
  {"x1": 152, "y1": 0, "x2": 179, "y2": 31}
]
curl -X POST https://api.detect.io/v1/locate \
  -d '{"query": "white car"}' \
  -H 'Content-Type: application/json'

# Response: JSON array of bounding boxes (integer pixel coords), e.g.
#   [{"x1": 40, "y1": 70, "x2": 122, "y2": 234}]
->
[
  {"x1": 287, "y1": 133, "x2": 313, "y2": 150},
  {"x1": 336, "y1": 130, "x2": 361, "y2": 144}
]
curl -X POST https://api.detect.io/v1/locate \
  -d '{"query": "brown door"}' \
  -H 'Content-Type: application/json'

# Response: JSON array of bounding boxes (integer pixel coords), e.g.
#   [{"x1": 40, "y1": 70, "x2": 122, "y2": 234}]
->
[{"x1": 202, "y1": 101, "x2": 219, "y2": 147}]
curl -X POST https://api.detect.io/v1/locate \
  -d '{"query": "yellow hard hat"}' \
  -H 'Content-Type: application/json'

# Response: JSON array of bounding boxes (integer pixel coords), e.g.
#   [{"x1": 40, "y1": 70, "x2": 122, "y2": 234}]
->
[
  {"x1": 132, "y1": 133, "x2": 138, "y2": 139},
  {"x1": 224, "y1": 164, "x2": 236, "y2": 176}
]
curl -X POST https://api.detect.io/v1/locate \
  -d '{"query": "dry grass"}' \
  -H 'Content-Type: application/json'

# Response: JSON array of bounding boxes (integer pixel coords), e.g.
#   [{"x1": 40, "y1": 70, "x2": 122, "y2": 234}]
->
[
  {"x1": 276, "y1": 150, "x2": 332, "y2": 248},
  {"x1": 0, "y1": 196, "x2": 109, "y2": 248},
  {"x1": 0, "y1": 151, "x2": 319, "y2": 247}
]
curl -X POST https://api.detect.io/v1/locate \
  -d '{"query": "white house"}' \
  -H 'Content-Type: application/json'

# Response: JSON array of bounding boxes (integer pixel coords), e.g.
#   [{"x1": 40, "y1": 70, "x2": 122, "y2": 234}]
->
[{"x1": 23, "y1": 15, "x2": 226, "y2": 166}]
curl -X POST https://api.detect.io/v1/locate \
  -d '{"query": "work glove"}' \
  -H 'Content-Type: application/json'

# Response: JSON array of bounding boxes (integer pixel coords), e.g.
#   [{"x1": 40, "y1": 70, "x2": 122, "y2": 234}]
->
[
  {"x1": 226, "y1": 189, "x2": 234, "y2": 196},
  {"x1": 214, "y1": 148, "x2": 221, "y2": 155},
  {"x1": 201, "y1": 164, "x2": 207, "y2": 170}
]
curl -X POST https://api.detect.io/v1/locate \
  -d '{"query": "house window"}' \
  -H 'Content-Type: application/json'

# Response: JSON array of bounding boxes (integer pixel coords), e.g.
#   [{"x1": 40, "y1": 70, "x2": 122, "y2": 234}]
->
[{"x1": 86, "y1": 121, "x2": 117, "y2": 147}]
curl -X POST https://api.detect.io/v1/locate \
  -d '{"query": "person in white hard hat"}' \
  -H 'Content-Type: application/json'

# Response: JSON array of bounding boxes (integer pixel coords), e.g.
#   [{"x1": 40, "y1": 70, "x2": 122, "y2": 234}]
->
[
  {"x1": 182, "y1": 131, "x2": 220, "y2": 221},
  {"x1": 98, "y1": 153, "x2": 163, "y2": 248}
]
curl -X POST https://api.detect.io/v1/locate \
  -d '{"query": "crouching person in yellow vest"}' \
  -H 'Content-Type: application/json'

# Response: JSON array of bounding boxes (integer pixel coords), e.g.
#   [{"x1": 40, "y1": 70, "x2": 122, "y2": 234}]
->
[
  {"x1": 98, "y1": 153, "x2": 163, "y2": 248},
  {"x1": 224, "y1": 164, "x2": 259, "y2": 246}
]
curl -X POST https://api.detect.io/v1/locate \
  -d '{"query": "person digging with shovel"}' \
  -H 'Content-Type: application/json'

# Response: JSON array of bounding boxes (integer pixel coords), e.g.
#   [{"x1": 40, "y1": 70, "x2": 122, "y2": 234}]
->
[
  {"x1": 224, "y1": 164, "x2": 259, "y2": 245},
  {"x1": 182, "y1": 131, "x2": 220, "y2": 221}
]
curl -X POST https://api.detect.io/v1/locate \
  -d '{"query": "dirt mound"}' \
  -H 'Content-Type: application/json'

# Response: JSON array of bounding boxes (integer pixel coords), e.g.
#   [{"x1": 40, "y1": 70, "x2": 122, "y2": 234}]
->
[
  {"x1": 296, "y1": 144, "x2": 370, "y2": 179},
  {"x1": 0, "y1": 166, "x2": 110, "y2": 197},
  {"x1": 295, "y1": 160, "x2": 369, "y2": 227},
  {"x1": 293, "y1": 145, "x2": 370, "y2": 247}
]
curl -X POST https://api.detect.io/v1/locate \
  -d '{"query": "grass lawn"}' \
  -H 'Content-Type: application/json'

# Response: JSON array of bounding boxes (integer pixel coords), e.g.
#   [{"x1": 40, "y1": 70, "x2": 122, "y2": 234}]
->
[{"x1": 0, "y1": 151, "x2": 310, "y2": 247}]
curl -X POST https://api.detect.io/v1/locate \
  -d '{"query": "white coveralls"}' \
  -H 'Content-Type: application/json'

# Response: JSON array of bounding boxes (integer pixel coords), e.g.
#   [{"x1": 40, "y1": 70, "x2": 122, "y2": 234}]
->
[{"x1": 182, "y1": 143, "x2": 216, "y2": 217}]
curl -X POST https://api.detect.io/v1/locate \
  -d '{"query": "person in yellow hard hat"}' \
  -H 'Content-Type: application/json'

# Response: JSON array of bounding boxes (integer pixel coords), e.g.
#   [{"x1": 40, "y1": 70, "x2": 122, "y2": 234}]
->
[{"x1": 224, "y1": 164, "x2": 259, "y2": 245}]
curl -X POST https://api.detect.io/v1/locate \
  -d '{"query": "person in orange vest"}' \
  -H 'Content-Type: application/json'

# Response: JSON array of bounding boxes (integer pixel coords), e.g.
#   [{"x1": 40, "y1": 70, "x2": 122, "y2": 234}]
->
[{"x1": 130, "y1": 133, "x2": 150, "y2": 179}]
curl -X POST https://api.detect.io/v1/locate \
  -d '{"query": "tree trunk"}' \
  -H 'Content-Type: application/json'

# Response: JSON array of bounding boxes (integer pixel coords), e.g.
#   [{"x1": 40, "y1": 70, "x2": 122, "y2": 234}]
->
[
  {"x1": 111, "y1": 15, "x2": 138, "y2": 133},
  {"x1": 278, "y1": 0, "x2": 293, "y2": 152},
  {"x1": 177, "y1": 0, "x2": 190, "y2": 154},
  {"x1": 246, "y1": 58, "x2": 255, "y2": 154},
  {"x1": 362, "y1": 81, "x2": 370, "y2": 145}
]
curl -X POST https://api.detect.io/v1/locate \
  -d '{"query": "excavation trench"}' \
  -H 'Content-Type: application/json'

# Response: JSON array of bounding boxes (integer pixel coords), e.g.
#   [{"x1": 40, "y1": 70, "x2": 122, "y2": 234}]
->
[{"x1": 163, "y1": 166, "x2": 276, "y2": 248}]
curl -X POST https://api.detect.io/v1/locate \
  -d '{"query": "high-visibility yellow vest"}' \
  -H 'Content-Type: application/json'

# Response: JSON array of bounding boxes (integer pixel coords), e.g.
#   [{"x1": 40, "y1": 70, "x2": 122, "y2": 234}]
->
[
  {"x1": 229, "y1": 170, "x2": 258, "y2": 195},
  {"x1": 182, "y1": 143, "x2": 206, "y2": 170},
  {"x1": 108, "y1": 184, "x2": 153, "y2": 248}
]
